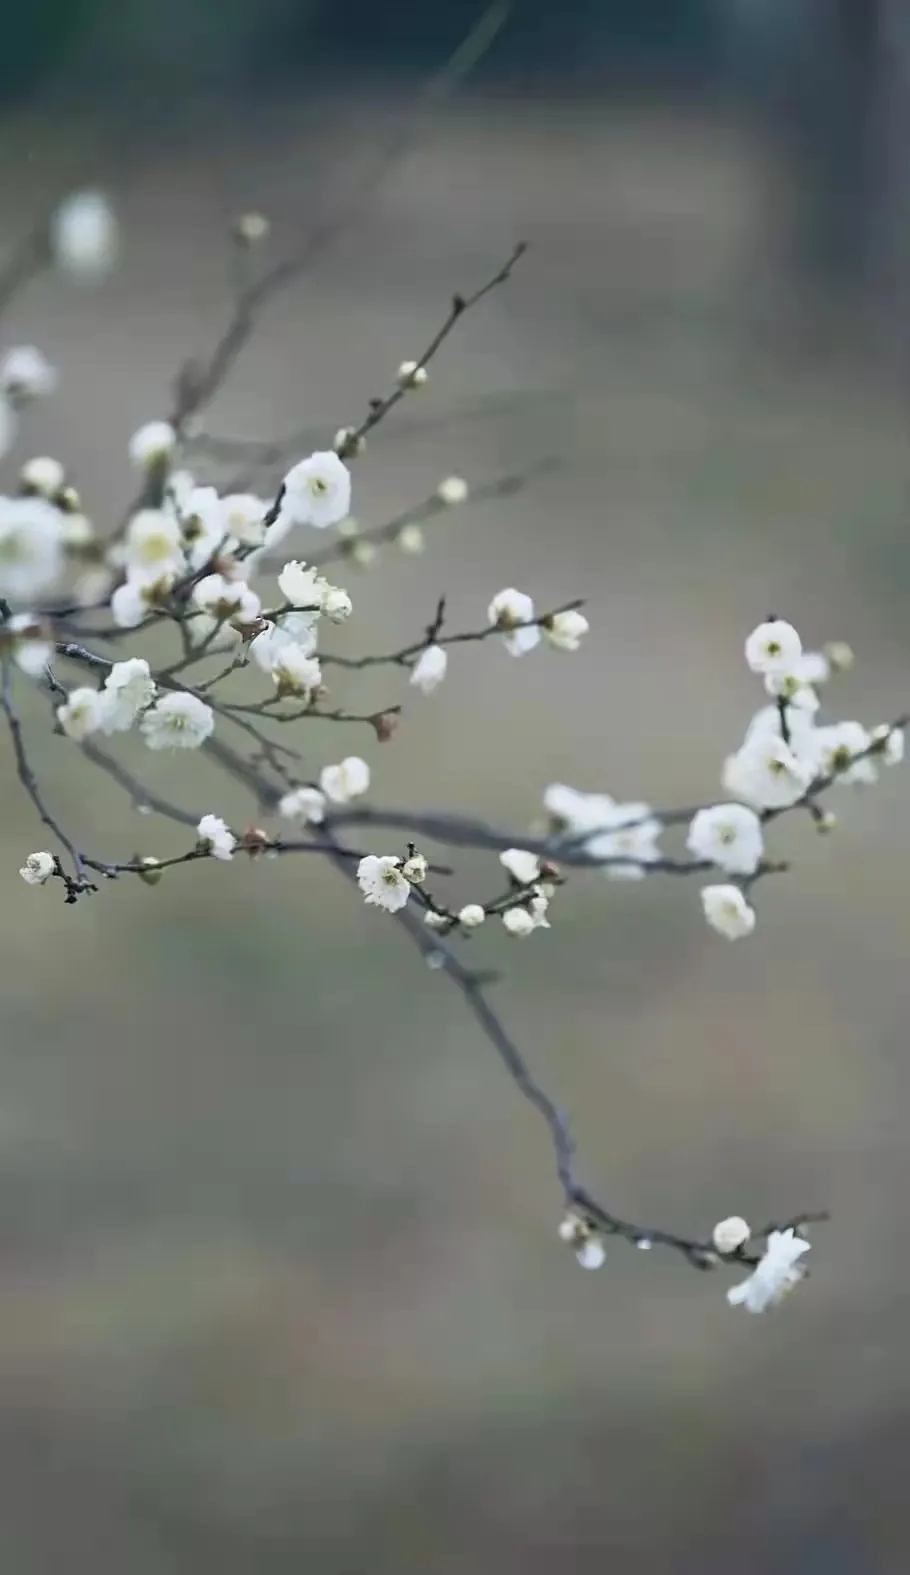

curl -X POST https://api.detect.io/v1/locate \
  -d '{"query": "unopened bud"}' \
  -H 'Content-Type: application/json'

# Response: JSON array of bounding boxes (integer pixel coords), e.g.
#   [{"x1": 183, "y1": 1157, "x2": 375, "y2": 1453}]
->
[
  {"x1": 711, "y1": 1215, "x2": 751, "y2": 1255},
  {"x1": 397, "y1": 359, "x2": 428, "y2": 389},
  {"x1": 137, "y1": 856, "x2": 163, "y2": 886},
  {"x1": 371, "y1": 710, "x2": 399, "y2": 743},
  {"x1": 396, "y1": 523, "x2": 424, "y2": 555},
  {"x1": 234, "y1": 211, "x2": 270, "y2": 245}
]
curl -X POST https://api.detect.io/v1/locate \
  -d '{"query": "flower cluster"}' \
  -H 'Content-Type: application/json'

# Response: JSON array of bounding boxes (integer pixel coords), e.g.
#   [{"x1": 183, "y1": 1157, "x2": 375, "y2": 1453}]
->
[{"x1": 2, "y1": 203, "x2": 902, "y2": 1312}]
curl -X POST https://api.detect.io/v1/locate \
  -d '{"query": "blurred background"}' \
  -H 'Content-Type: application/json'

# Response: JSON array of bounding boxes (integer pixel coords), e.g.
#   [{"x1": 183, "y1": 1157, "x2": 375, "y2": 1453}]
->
[{"x1": 2, "y1": 1, "x2": 910, "y2": 1570}]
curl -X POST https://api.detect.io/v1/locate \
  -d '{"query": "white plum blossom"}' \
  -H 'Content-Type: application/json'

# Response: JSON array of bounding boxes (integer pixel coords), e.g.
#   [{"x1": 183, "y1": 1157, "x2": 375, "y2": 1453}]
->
[
  {"x1": 4, "y1": 613, "x2": 51, "y2": 677},
  {"x1": 110, "y1": 572, "x2": 174, "y2": 629},
  {"x1": 410, "y1": 644, "x2": 448, "y2": 694},
  {"x1": 221, "y1": 493, "x2": 268, "y2": 547},
  {"x1": 744, "y1": 618, "x2": 803, "y2": 676},
  {"x1": 687, "y1": 803, "x2": 764, "y2": 876},
  {"x1": 402, "y1": 852, "x2": 428, "y2": 884},
  {"x1": 811, "y1": 720, "x2": 877, "y2": 786},
  {"x1": 487, "y1": 587, "x2": 540, "y2": 656},
  {"x1": 19, "y1": 851, "x2": 56, "y2": 886},
  {"x1": 727, "y1": 1228, "x2": 811, "y2": 1313},
  {"x1": 764, "y1": 667, "x2": 820, "y2": 714},
  {"x1": 321, "y1": 585, "x2": 353, "y2": 622},
  {"x1": 129, "y1": 421, "x2": 176, "y2": 469},
  {"x1": 270, "y1": 645, "x2": 322, "y2": 700},
  {"x1": 140, "y1": 692, "x2": 215, "y2": 751},
  {"x1": 177, "y1": 486, "x2": 231, "y2": 570},
  {"x1": 558, "y1": 1214, "x2": 607, "y2": 1269},
  {"x1": 396, "y1": 523, "x2": 424, "y2": 554},
  {"x1": 197, "y1": 814, "x2": 236, "y2": 861},
  {"x1": 20, "y1": 456, "x2": 65, "y2": 498},
  {"x1": 543, "y1": 607, "x2": 589, "y2": 652},
  {"x1": 282, "y1": 451, "x2": 352, "y2": 529},
  {"x1": 0, "y1": 496, "x2": 63, "y2": 601},
  {"x1": 458, "y1": 903, "x2": 486, "y2": 928},
  {"x1": 320, "y1": 755, "x2": 370, "y2": 804},
  {"x1": 575, "y1": 1237, "x2": 607, "y2": 1270},
  {"x1": 51, "y1": 191, "x2": 118, "y2": 279},
  {"x1": 722, "y1": 731, "x2": 812, "y2": 810},
  {"x1": 712, "y1": 1216, "x2": 751, "y2": 1254},
  {"x1": 871, "y1": 724, "x2": 905, "y2": 767},
  {"x1": 277, "y1": 559, "x2": 323, "y2": 609},
  {"x1": 192, "y1": 573, "x2": 261, "y2": 624},
  {"x1": 122, "y1": 509, "x2": 185, "y2": 580},
  {"x1": 591, "y1": 806, "x2": 663, "y2": 880},
  {"x1": 250, "y1": 620, "x2": 317, "y2": 676},
  {"x1": 542, "y1": 783, "x2": 662, "y2": 878},
  {"x1": 278, "y1": 787, "x2": 326, "y2": 824},
  {"x1": 436, "y1": 475, "x2": 468, "y2": 505},
  {"x1": 99, "y1": 657, "x2": 156, "y2": 733},
  {"x1": 500, "y1": 848, "x2": 542, "y2": 885},
  {"x1": 700, "y1": 884, "x2": 756, "y2": 940},
  {"x1": 357, "y1": 854, "x2": 411, "y2": 912},
  {"x1": 0, "y1": 346, "x2": 57, "y2": 401},
  {"x1": 56, "y1": 686, "x2": 106, "y2": 741}
]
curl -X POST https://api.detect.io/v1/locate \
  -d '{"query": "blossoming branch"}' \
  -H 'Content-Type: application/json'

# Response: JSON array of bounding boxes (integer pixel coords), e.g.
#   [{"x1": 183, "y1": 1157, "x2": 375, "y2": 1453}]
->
[{"x1": 0, "y1": 191, "x2": 904, "y2": 1315}]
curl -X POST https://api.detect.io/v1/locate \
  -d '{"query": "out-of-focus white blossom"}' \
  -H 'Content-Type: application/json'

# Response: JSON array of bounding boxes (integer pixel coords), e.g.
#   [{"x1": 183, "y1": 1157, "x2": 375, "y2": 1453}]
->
[
  {"x1": 687, "y1": 803, "x2": 764, "y2": 875},
  {"x1": 56, "y1": 685, "x2": 106, "y2": 741},
  {"x1": 51, "y1": 191, "x2": 118, "y2": 279},
  {"x1": 140, "y1": 692, "x2": 214, "y2": 750},
  {"x1": 1, "y1": 346, "x2": 57, "y2": 401},
  {"x1": 436, "y1": 476, "x2": 468, "y2": 505},
  {"x1": 500, "y1": 847, "x2": 541, "y2": 885},
  {"x1": 320, "y1": 755, "x2": 370, "y2": 804},
  {"x1": 278, "y1": 786, "x2": 326, "y2": 824},
  {"x1": 20, "y1": 456, "x2": 64, "y2": 498},
  {"x1": 221, "y1": 493, "x2": 268, "y2": 547},
  {"x1": 59, "y1": 511, "x2": 94, "y2": 547},
  {"x1": 357, "y1": 854, "x2": 410, "y2": 912},
  {"x1": 410, "y1": 644, "x2": 448, "y2": 694},
  {"x1": 99, "y1": 657, "x2": 156, "y2": 733},
  {"x1": 744, "y1": 618, "x2": 802, "y2": 677},
  {"x1": 0, "y1": 495, "x2": 62, "y2": 601},
  {"x1": 4, "y1": 612, "x2": 51, "y2": 677},
  {"x1": 129, "y1": 421, "x2": 176, "y2": 469},
  {"x1": 712, "y1": 1216, "x2": 751, "y2": 1254},
  {"x1": 270, "y1": 645, "x2": 322, "y2": 700},
  {"x1": 19, "y1": 851, "x2": 56, "y2": 886},
  {"x1": 197, "y1": 814, "x2": 236, "y2": 861},
  {"x1": 458, "y1": 903, "x2": 486, "y2": 928},
  {"x1": 397, "y1": 359, "x2": 428, "y2": 388},
  {"x1": 122, "y1": 509, "x2": 185, "y2": 580},
  {"x1": 575, "y1": 1236, "x2": 606, "y2": 1270},
  {"x1": 282, "y1": 451, "x2": 351, "y2": 530},
  {"x1": 543, "y1": 783, "x2": 662, "y2": 877},
  {"x1": 192, "y1": 573, "x2": 260, "y2": 624},
  {"x1": 722, "y1": 732, "x2": 812, "y2": 810},
  {"x1": 110, "y1": 571, "x2": 174, "y2": 629},
  {"x1": 178, "y1": 485, "x2": 231, "y2": 570},
  {"x1": 488, "y1": 587, "x2": 540, "y2": 656},
  {"x1": 424, "y1": 909, "x2": 448, "y2": 930},
  {"x1": 871, "y1": 723, "x2": 905, "y2": 767},
  {"x1": 727, "y1": 1228, "x2": 810, "y2": 1313},
  {"x1": 396, "y1": 523, "x2": 424, "y2": 554},
  {"x1": 700, "y1": 884, "x2": 756, "y2": 940},
  {"x1": 543, "y1": 607, "x2": 589, "y2": 652},
  {"x1": 824, "y1": 639, "x2": 854, "y2": 673}
]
